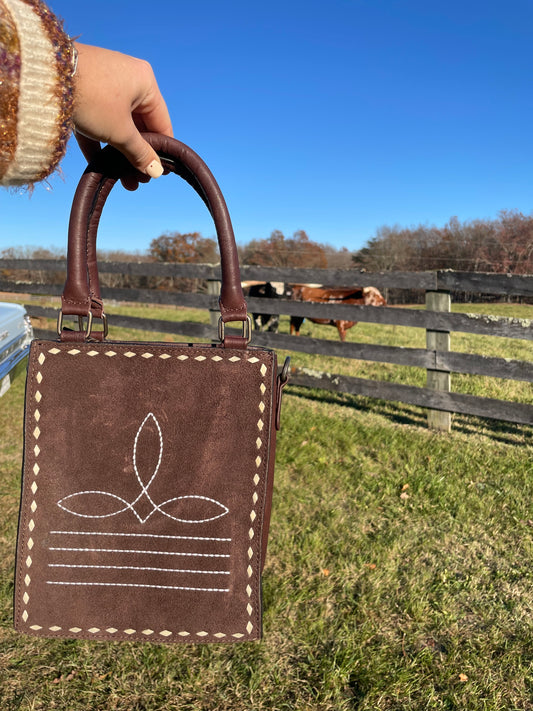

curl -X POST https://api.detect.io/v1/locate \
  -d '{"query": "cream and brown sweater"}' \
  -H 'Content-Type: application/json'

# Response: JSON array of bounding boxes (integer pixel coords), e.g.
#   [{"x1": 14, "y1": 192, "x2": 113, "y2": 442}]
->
[{"x1": 0, "y1": 0, "x2": 75, "y2": 186}]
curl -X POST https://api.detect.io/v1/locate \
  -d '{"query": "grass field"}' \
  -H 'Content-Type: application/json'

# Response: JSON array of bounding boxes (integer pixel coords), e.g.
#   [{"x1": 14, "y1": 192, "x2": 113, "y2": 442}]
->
[{"x1": 0, "y1": 301, "x2": 532, "y2": 709}]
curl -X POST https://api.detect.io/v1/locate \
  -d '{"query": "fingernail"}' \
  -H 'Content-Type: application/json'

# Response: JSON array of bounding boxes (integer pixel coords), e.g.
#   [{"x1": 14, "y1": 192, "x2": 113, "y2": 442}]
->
[{"x1": 145, "y1": 160, "x2": 164, "y2": 178}]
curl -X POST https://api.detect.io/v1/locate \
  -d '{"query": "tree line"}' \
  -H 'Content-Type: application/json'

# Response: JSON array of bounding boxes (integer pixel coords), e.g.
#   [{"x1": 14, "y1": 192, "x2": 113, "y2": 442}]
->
[
  {"x1": 352, "y1": 210, "x2": 533, "y2": 275},
  {"x1": 2, "y1": 210, "x2": 532, "y2": 300},
  {"x1": 145, "y1": 210, "x2": 533, "y2": 276}
]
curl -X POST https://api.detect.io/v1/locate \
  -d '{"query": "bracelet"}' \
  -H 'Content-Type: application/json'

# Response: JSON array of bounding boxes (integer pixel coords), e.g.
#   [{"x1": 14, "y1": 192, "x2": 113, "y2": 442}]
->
[{"x1": 70, "y1": 43, "x2": 79, "y2": 76}]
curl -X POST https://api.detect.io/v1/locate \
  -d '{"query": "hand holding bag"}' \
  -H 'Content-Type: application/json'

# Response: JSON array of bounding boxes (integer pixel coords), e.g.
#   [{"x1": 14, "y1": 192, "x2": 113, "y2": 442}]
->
[{"x1": 15, "y1": 134, "x2": 288, "y2": 643}]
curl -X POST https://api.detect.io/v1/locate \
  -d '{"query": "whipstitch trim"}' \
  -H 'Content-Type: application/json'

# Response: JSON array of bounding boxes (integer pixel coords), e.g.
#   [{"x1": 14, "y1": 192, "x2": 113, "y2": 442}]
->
[{"x1": 20, "y1": 346, "x2": 271, "y2": 640}]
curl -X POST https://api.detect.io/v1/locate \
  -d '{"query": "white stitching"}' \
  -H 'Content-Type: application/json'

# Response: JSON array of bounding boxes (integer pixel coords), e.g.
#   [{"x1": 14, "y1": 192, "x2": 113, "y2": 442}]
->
[
  {"x1": 56, "y1": 413, "x2": 229, "y2": 524},
  {"x1": 48, "y1": 564, "x2": 230, "y2": 575},
  {"x1": 46, "y1": 582, "x2": 229, "y2": 592},
  {"x1": 57, "y1": 493, "x2": 229, "y2": 524},
  {"x1": 133, "y1": 412, "x2": 163, "y2": 503},
  {"x1": 49, "y1": 547, "x2": 229, "y2": 558},
  {"x1": 50, "y1": 531, "x2": 231, "y2": 542}
]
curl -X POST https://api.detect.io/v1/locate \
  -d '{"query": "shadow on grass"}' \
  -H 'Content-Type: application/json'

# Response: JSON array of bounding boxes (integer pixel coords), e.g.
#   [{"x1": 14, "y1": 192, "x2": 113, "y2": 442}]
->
[{"x1": 286, "y1": 384, "x2": 533, "y2": 446}]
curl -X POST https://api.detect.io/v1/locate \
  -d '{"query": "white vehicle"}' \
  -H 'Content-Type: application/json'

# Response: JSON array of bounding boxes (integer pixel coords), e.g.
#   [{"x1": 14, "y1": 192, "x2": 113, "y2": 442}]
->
[{"x1": 0, "y1": 302, "x2": 33, "y2": 397}]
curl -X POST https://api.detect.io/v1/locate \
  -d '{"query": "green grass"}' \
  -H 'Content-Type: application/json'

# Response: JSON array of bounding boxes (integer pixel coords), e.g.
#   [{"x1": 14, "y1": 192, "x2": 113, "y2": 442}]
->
[{"x1": 1, "y1": 303, "x2": 533, "y2": 709}]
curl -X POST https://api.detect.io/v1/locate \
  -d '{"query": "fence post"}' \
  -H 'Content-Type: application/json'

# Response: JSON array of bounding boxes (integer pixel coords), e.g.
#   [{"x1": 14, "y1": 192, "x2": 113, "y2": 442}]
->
[
  {"x1": 426, "y1": 290, "x2": 451, "y2": 432},
  {"x1": 207, "y1": 279, "x2": 221, "y2": 334}
]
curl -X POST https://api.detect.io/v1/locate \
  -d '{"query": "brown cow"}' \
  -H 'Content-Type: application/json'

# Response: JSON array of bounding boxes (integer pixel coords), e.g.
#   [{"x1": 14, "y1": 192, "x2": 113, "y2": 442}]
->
[{"x1": 290, "y1": 285, "x2": 386, "y2": 341}]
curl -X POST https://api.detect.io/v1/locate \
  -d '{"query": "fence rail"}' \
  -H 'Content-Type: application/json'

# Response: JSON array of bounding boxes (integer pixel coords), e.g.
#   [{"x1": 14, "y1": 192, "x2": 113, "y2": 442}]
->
[
  {"x1": 1, "y1": 260, "x2": 533, "y2": 429},
  {"x1": 3, "y1": 258, "x2": 533, "y2": 295}
]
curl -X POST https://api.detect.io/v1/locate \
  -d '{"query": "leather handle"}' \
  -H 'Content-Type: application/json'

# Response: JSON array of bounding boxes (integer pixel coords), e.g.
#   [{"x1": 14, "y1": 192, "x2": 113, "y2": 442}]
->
[{"x1": 61, "y1": 133, "x2": 247, "y2": 343}]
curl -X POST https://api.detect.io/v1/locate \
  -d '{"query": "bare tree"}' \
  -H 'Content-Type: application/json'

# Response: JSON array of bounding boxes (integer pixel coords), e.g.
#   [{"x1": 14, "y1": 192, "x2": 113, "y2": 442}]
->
[
  {"x1": 148, "y1": 232, "x2": 219, "y2": 292},
  {"x1": 241, "y1": 230, "x2": 327, "y2": 268}
]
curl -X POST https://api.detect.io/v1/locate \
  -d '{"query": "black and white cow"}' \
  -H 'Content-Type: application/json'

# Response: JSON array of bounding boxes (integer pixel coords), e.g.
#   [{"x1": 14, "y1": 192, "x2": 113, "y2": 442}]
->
[{"x1": 245, "y1": 282, "x2": 293, "y2": 332}]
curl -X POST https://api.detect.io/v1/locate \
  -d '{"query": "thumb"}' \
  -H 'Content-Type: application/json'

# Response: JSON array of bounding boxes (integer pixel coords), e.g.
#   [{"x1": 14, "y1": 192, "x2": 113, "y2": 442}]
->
[{"x1": 112, "y1": 126, "x2": 164, "y2": 179}]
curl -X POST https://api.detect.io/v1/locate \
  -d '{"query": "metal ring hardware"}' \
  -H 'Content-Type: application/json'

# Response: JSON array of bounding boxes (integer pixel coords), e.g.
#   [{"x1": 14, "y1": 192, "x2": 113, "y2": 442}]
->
[
  {"x1": 80, "y1": 313, "x2": 109, "y2": 340},
  {"x1": 280, "y1": 356, "x2": 291, "y2": 385},
  {"x1": 218, "y1": 315, "x2": 253, "y2": 344},
  {"x1": 57, "y1": 310, "x2": 108, "y2": 340},
  {"x1": 57, "y1": 309, "x2": 92, "y2": 337}
]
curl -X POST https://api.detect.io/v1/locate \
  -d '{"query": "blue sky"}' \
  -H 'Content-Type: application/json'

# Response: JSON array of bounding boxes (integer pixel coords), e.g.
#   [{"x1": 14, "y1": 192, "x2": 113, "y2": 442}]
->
[{"x1": 2, "y1": 0, "x2": 533, "y2": 255}]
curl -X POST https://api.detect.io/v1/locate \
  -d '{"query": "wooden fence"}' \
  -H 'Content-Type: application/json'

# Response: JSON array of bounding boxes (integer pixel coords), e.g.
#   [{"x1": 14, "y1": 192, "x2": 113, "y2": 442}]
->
[{"x1": 1, "y1": 259, "x2": 533, "y2": 430}]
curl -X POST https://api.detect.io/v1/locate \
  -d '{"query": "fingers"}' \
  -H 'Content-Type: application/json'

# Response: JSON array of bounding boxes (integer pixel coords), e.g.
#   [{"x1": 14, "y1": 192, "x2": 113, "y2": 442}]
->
[
  {"x1": 134, "y1": 89, "x2": 173, "y2": 140},
  {"x1": 75, "y1": 127, "x2": 146, "y2": 191},
  {"x1": 74, "y1": 132, "x2": 101, "y2": 163},
  {"x1": 123, "y1": 74, "x2": 173, "y2": 178},
  {"x1": 120, "y1": 172, "x2": 149, "y2": 192},
  {"x1": 72, "y1": 43, "x2": 174, "y2": 184},
  {"x1": 76, "y1": 126, "x2": 164, "y2": 179},
  {"x1": 76, "y1": 122, "x2": 164, "y2": 185},
  {"x1": 110, "y1": 122, "x2": 164, "y2": 178},
  {"x1": 103, "y1": 73, "x2": 173, "y2": 179}
]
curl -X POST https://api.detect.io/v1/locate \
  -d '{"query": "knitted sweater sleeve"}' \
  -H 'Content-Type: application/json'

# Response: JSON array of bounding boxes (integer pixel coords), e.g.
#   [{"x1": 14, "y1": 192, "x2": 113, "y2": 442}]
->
[{"x1": 0, "y1": 0, "x2": 75, "y2": 187}]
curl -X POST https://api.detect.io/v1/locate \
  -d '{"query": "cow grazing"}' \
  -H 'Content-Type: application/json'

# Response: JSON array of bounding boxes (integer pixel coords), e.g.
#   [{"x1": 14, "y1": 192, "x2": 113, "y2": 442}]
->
[
  {"x1": 290, "y1": 285, "x2": 386, "y2": 341},
  {"x1": 246, "y1": 282, "x2": 293, "y2": 332}
]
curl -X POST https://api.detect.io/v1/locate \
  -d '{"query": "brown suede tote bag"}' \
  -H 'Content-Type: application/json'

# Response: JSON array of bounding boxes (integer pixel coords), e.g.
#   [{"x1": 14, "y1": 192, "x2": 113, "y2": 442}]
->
[{"x1": 14, "y1": 134, "x2": 289, "y2": 644}]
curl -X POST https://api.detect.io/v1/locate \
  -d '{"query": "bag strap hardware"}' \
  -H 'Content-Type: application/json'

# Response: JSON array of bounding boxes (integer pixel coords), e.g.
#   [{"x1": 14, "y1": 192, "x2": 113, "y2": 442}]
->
[
  {"x1": 280, "y1": 356, "x2": 291, "y2": 385},
  {"x1": 218, "y1": 314, "x2": 253, "y2": 345},
  {"x1": 57, "y1": 310, "x2": 108, "y2": 340},
  {"x1": 83, "y1": 312, "x2": 108, "y2": 340},
  {"x1": 275, "y1": 356, "x2": 291, "y2": 430}
]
